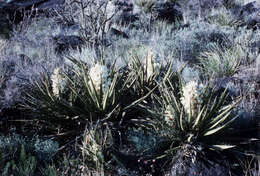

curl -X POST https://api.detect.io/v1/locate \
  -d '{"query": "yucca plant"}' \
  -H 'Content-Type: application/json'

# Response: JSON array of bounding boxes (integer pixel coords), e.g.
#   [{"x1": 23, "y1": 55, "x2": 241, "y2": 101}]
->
[
  {"x1": 144, "y1": 77, "x2": 241, "y2": 163},
  {"x1": 64, "y1": 58, "x2": 122, "y2": 121},
  {"x1": 23, "y1": 57, "x2": 131, "y2": 134},
  {"x1": 23, "y1": 52, "x2": 157, "y2": 134},
  {"x1": 119, "y1": 48, "x2": 185, "y2": 126}
]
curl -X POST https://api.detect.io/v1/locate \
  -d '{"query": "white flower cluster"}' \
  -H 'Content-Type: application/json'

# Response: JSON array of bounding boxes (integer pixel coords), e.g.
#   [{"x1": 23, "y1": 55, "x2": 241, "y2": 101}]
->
[
  {"x1": 164, "y1": 105, "x2": 175, "y2": 127},
  {"x1": 144, "y1": 49, "x2": 160, "y2": 80},
  {"x1": 51, "y1": 68, "x2": 67, "y2": 97},
  {"x1": 88, "y1": 63, "x2": 111, "y2": 94},
  {"x1": 180, "y1": 80, "x2": 203, "y2": 116}
]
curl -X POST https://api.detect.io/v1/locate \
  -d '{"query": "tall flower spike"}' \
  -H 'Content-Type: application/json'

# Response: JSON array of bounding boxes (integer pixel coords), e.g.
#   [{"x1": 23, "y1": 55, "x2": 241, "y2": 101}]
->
[
  {"x1": 88, "y1": 63, "x2": 111, "y2": 95},
  {"x1": 146, "y1": 49, "x2": 154, "y2": 80},
  {"x1": 146, "y1": 49, "x2": 159, "y2": 80},
  {"x1": 180, "y1": 80, "x2": 203, "y2": 116},
  {"x1": 51, "y1": 68, "x2": 67, "y2": 97}
]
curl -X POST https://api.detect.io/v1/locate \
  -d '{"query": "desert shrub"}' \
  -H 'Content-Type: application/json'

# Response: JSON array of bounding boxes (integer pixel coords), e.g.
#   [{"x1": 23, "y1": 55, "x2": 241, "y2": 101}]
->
[
  {"x1": 134, "y1": 0, "x2": 155, "y2": 13},
  {"x1": 0, "y1": 38, "x2": 7, "y2": 54},
  {"x1": 115, "y1": 21, "x2": 259, "y2": 68},
  {"x1": 169, "y1": 21, "x2": 236, "y2": 62},
  {"x1": 38, "y1": 123, "x2": 115, "y2": 176},
  {"x1": 133, "y1": 0, "x2": 157, "y2": 31},
  {"x1": 233, "y1": 26, "x2": 260, "y2": 65},
  {"x1": 198, "y1": 43, "x2": 246, "y2": 78},
  {"x1": 207, "y1": 7, "x2": 242, "y2": 27},
  {"x1": 112, "y1": 21, "x2": 232, "y2": 63},
  {"x1": 8, "y1": 17, "x2": 63, "y2": 60},
  {"x1": 0, "y1": 51, "x2": 63, "y2": 109},
  {"x1": 109, "y1": 21, "x2": 235, "y2": 64},
  {"x1": 0, "y1": 134, "x2": 58, "y2": 162},
  {"x1": 238, "y1": 155, "x2": 260, "y2": 176},
  {"x1": 181, "y1": 66, "x2": 201, "y2": 82},
  {"x1": 221, "y1": 77, "x2": 259, "y2": 130},
  {"x1": 176, "y1": 0, "x2": 235, "y2": 24},
  {"x1": 0, "y1": 16, "x2": 67, "y2": 109},
  {"x1": 1, "y1": 145, "x2": 37, "y2": 176},
  {"x1": 126, "y1": 128, "x2": 160, "y2": 155},
  {"x1": 99, "y1": 16, "x2": 179, "y2": 61},
  {"x1": 51, "y1": 0, "x2": 120, "y2": 58}
]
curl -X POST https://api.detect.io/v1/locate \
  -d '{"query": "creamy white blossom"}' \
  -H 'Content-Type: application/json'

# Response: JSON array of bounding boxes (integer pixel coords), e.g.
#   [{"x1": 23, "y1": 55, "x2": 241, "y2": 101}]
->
[
  {"x1": 88, "y1": 63, "x2": 111, "y2": 94},
  {"x1": 51, "y1": 68, "x2": 67, "y2": 97},
  {"x1": 144, "y1": 49, "x2": 160, "y2": 80},
  {"x1": 180, "y1": 80, "x2": 203, "y2": 116},
  {"x1": 164, "y1": 105, "x2": 175, "y2": 127}
]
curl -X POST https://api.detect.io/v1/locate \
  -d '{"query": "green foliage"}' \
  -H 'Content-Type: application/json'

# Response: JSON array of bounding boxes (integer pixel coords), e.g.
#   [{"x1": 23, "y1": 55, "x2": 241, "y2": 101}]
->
[
  {"x1": 23, "y1": 47, "x2": 178, "y2": 132},
  {"x1": 1, "y1": 0, "x2": 259, "y2": 174},
  {"x1": 0, "y1": 134, "x2": 58, "y2": 164},
  {"x1": 127, "y1": 128, "x2": 159, "y2": 154},
  {"x1": 40, "y1": 164, "x2": 58, "y2": 176},
  {"x1": 14, "y1": 145, "x2": 37, "y2": 176},
  {"x1": 34, "y1": 139, "x2": 59, "y2": 162},
  {"x1": 1, "y1": 145, "x2": 37, "y2": 176}
]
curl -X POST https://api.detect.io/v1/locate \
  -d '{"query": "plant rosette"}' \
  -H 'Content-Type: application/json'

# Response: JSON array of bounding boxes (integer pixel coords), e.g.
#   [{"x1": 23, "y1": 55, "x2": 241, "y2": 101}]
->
[{"x1": 147, "y1": 78, "x2": 241, "y2": 162}]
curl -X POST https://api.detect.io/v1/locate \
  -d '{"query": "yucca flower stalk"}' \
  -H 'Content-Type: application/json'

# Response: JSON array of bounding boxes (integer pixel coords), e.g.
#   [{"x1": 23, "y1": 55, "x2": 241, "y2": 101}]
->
[
  {"x1": 145, "y1": 49, "x2": 160, "y2": 81},
  {"x1": 126, "y1": 48, "x2": 174, "y2": 99},
  {"x1": 51, "y1": 67, "x2": 67, "y2": 98},
  {"x1": 68, "y1": 60, "x2": 119, "y2": 117},
  {"x1": 180, "y1": 80, "x2": 204, "y2": 117},
  {"x1": 164, "y1": 105, "x2": 175, "y2": 127},
  {"x1": 88, "y1": 63, "x2": 111, "y2": 98}
]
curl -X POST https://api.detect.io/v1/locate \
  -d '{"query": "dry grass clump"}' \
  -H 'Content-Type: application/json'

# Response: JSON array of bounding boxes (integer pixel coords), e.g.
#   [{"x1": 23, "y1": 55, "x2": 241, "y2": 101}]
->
[{"x1": 198, "y1": 43, "x2": 246, "y2": 78}]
